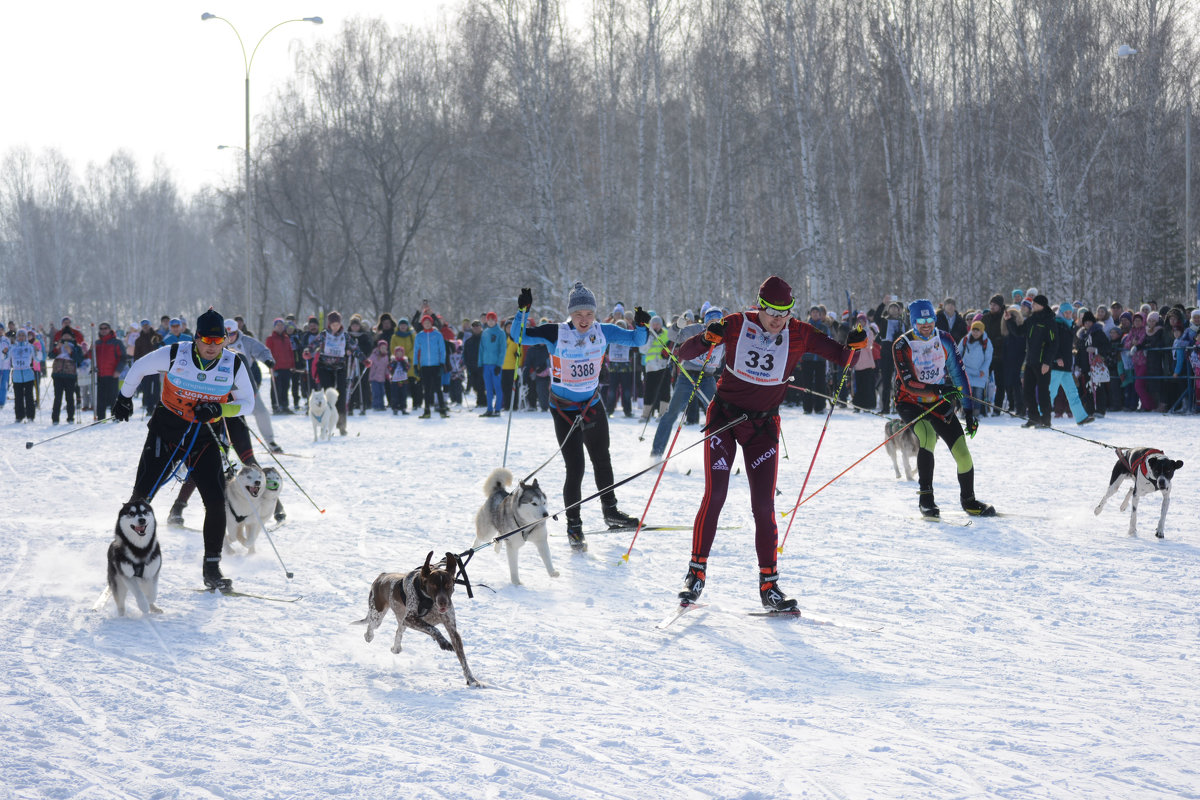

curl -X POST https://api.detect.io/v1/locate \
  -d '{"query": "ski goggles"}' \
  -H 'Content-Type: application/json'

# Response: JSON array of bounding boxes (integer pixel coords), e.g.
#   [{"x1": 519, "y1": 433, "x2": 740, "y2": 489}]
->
[
  {"x1": 197, "y1": 334, "x2": 227, "y2": 345},
  {"x1": 758, "y1": 296, "x2": 794, "y2": 317},
  {"x1": 913, "y1": 313, "x2": 936, "y2": 325}
]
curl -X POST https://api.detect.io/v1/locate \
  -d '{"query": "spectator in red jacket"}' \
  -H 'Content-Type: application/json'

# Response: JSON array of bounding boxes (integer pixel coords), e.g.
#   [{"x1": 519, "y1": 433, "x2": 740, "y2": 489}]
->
[
  {"x1": 265, "y1": 318, "x2": 297, "y2": 413},
  {"x1": 92, "y1": 322, "x2": 127, "y2": 419}
]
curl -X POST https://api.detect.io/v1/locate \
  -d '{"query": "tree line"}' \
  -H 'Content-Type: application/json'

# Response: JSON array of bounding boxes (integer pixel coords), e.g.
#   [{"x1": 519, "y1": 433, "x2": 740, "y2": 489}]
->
[{"x1": 3, "y1": 0, "x2": 1195, "y2": 334}]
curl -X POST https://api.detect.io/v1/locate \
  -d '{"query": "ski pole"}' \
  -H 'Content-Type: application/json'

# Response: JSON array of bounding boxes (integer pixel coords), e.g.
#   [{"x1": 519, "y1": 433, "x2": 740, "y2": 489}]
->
[
  {"x1": 520, "y1": 412, "x2": 582, "y2": 483},
  {"x1": 622, "y1": 346, "x2": 713, "y2": 562},
  {"x1": 207, "y1": 423, "x2": 294, "y2": 580},
  {"x1": 459, "y1": 413, "x2": 748, "y2": 559},
  {"x1": 778, "y1": 358, "x2": 856, "y2": 554},
  {"x1": 502, "y1": 311, "x2": 528, "y2": 468},
  {"x1": 24, "y1": 416, "x2": 116, "y2": 449},
  {"x1": 787, "y1": 382, "x2": 894, "y2": 419},
  {"x1": 783, "y1": 404, "x2": 938, "y2": 520},
  {"x1": 245, "y1": 424, "x2": 327, "y2": 513}
]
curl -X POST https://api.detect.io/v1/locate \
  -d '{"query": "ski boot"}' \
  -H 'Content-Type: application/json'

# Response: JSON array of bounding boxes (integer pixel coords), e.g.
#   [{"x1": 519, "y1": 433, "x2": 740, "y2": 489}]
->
[
  {"x1": 918, "y1": 489, "x2": 940, "y2": 518},
  {"x1": 565, "y1": 519, "x2": 587, "y2": 552},
  {"x1": 961, "y1": 497, "x2": 996, "y2": 517},
  {"x1": 167, "y1": 502, "x2": 186, "y2": 527},
  {"x1": 267, "y1": 441, "x2": 284, "y2": 454},
  {"x1": 759, "y1": 571, "x2": 799, "y2": 612},
  {"x1": 202, "y1": 557, "x2": 232, "y2": 592},
  {"x1": 439, "y1": 407, "x2": 450, "y2": 419},
  {"x1": 678, "y1": 559, "x2": 707, "y2": 604},
  {"x1": 602, "y1": 503, "x2": 639, "y2": 530},
  {"x1": 418, "y1": 410, "x2": 431, "y2": 419}
]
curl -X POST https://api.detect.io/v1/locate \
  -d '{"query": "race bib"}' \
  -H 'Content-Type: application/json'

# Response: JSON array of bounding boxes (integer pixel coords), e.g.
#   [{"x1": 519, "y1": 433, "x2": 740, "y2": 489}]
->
[
  {"x1": 908, "y1": 335, "x2": 946, "y2": 385},
  {"x1": 730, "y1": 320, "x2": 789, "y2": 385},
  {"x1": 551, "y1": 324, "x2": 607, "y2": 393},
  {"x1": 322, "y1": 333, "x2": 346, "y2": 358}
]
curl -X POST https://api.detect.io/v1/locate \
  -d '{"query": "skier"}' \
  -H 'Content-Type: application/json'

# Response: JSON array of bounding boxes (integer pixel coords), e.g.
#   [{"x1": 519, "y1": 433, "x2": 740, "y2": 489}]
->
[
  {"x1": 112, "y1": 308, "x2": 256, "y2": 590},
  {"x1": 892, "y1": 298, "x2": 995, "y2": 519},
  {"x1": 675, "y1": 276, "x2": 867, "y2": 611},
  {"x1": 510, "y1": 282, "x2": 650, "y2": 551}
]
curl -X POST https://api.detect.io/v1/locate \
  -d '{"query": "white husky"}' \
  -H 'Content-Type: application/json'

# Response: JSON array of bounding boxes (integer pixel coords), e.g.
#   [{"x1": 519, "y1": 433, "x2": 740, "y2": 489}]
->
[
  {"x1": 472, "y1": 468, "x2": 556, "y2": 586},
  {"x1": 309, "y1": 387, "x2": 339, "y2": 441}
]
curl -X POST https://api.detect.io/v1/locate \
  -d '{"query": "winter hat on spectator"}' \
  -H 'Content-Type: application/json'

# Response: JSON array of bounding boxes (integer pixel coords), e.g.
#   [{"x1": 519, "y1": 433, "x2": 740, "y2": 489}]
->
[
  {"x1": 1059, "y1": 302, "x2": 1074, "y2": 316},
  {"x1": 1120, "y1": 311, "x2": 1133, "y2": 324},
  {"x1": 704, "y1": 307, "x2": 723, "y2": 324},
  {"x1": 195, "y1": 309, "x2": 225, "y2": 339},
  {"x1": 1080, "y1": 310, "x2": 1096, "y2": 325},
  {"x1": 1020, "y1": 299, "x2": 1033, "y2": 312},
  {"x1": 758, "y1": 276, "x2": 794, "y2": 311},
  {"x1": 169, "y1": 318, "x2": 182, "y2": 327},
  {"x1": 567, "y1": 281, "x2": 597, "y2": 314},
  {"x1": 612, "y1": 303, "x2": 625, "y2": 317},
  {"x1": 273, "y1": 318, "x2": 284, "y2": 327},
  {"x1": 1026, "y1": 287, "x2": 1039, "y2": 298},
  {"x1": 140, "y1": 319, "x2": 151, "y2": 328},
  {"x1": 1147, "y1": 311, "x2": 1161, "y2": 327},
  {"x1": 971, "y1": 320, "x2": 985, "y2": 332},
  {"x1": 327, "y1": 311, "x2": 342, "y2": 323},
  {"x1": 1011, "y1": 289, "x2": 1024, "y2": 302},
  {"x1": 420, "y1": 314, "x2": 434, "y2": 326},
  {"x1": 650, "y1": 314, "x2": 664, "y2": 328},
  {"x1": 397, "y1": 317, "x2": 410, "y2": 325},
  {"x1": 485, "y1": 310, "x2": 498, "y2": 321},
  {"x1": 1033, "y1": 294, "x2": 1050, "y2": 309},
  {"x1": 990, "y1": 294, "x2": 1005, "y2": 309}
]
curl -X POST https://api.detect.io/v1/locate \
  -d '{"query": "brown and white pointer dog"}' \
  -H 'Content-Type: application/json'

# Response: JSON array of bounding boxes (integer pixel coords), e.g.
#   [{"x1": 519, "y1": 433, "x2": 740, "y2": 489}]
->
[{"x1": 359, "y1": 551, "x2": 481, "y2": 687}]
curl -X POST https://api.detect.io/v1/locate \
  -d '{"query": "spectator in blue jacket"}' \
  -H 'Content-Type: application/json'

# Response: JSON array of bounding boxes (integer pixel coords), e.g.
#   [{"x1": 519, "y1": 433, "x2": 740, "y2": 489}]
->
[
  {"x1": 412, "y1": 314, "x2": 449, "y2": 418},
  {"x1": 477, "y1": 310, "x2": 508, "y2": 417}
]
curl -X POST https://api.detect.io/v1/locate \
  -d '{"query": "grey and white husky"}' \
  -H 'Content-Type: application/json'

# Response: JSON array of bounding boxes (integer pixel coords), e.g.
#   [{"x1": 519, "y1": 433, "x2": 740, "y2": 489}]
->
[{"x1": 472, "y1": 467, "x2": 556, "y2": 585}]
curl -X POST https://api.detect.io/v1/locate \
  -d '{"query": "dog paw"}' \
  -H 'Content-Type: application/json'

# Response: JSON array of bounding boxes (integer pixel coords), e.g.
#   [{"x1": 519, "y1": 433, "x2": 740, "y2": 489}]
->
[
  {"x1": 390, "y1": 645, "x2": 403, "y2": 654},
  {"x1": 467, "y1": 677, "x2": 483, "y2": 688},
  {"x1": 548, "y1": 569, "x2": 560, "y2": 578},
  {"x1": 1156, "y1": 530, "x2": 1165, "y2": 539},
  {"x1": 149, "y1": 604, "x2": 163, "y2": 614},
  {"x1": 1093, "y1": 505, "x2": 1102, "y2": 516},
  {"x1": 438, "y1": 639, "x2": 454, "y2": 652},
  {"x1": 364, "y1": 631, "x2": 374, "y2": 643}
]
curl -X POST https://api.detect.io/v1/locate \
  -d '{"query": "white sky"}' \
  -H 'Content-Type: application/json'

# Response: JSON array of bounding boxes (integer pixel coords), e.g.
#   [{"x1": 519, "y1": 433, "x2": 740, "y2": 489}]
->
[{"x1": 0, "y1": 1, "x2": 454, "y2": 195}]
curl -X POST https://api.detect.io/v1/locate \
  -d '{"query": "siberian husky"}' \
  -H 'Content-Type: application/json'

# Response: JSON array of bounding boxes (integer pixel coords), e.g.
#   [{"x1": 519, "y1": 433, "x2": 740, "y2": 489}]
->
[
  {"x1": 884, "y1": 418, "x2": 919, "y2": 480},
  {"x1": 224, "y1": 464, "x2": 282, "y2": 553},
  {"x1": 1094, "y1": 447, "x2": 1183, "y2": 538},
  {"x1": 107, "y1": 500, "x2": 163, "y2": 616},
  {"x1": 472, "y1": 467, "x2": 556, "y2": 585},
  {"x1": 309, "y1": 387, "x2": 339, "y2": 441}
]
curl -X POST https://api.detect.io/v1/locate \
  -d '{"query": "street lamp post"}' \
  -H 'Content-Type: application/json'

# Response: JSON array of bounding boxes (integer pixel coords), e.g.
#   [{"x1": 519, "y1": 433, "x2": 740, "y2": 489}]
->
[{"x1": 201, "y1": 12, "x2": 322, "y2": 332}]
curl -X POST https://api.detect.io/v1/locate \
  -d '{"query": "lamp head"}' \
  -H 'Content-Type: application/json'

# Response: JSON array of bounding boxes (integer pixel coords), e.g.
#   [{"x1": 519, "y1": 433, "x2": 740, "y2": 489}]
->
[
  {"x1": 201, "y1": 12, "x2": 216, "y2": 21},
  {"x1": 303, "y1": 16, "x2": 323, "y2": 24}
]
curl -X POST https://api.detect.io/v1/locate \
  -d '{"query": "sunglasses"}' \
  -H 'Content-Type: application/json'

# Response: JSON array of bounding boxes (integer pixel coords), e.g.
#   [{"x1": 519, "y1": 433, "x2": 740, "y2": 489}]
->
[
  {"x1": 914, "y1": 316, "x2": 936, "y2": 325},
  {"x1": 198, "y1": 335, "x2": 226, "y2": 345},
  {"x1": 758, "y1": 296, "x2": 794, "y2": 317}
]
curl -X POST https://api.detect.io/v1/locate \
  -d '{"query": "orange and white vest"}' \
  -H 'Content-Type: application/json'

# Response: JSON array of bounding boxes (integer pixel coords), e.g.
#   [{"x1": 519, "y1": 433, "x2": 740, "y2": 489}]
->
[{"x1": 161, "y1": 343, "x2": 238, "y2": 422}]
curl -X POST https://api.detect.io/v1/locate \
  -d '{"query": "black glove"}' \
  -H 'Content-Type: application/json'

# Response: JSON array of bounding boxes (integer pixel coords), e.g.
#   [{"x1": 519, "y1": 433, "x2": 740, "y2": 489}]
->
[
  {"x1": 493, "y1": 365, "x2": 501, "y2": 377},
  {"x1": 517, "y1": 287, "x2": 533, "y2": 311},
  {"x1": 937, "y1": 384, "x2": 962, "y2": 401},
  {"x1": 703, "y1": 320, "x2": 725, "y2": 345},
  {"x1": 193, "y1": 401, "x2": 223, "y2": 423},
  {"x1": 845, "y1": 327, "x2": 868, "y2": 350},
  {"x1": 112, "y1": 394, "x2": 134, "y2": 422},
  {"x1": 965, "y1": 409, "x2": 979, "y2": 438},
  {"x1": 264, "y1": 359, "x2": 275, "y2": 369},
  {"x1": 633, "y1": 306, "x2": 651, "y2": 327}
]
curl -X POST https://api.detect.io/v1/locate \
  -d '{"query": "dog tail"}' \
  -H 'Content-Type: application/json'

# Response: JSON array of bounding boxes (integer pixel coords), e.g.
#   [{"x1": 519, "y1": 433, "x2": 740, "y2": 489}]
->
[
  {"x1": 483, "y1": 467, "x2": 513, "y2": 496},
  {"x1": 349, "y1": 617, "x2": 368, "y2": 626}
]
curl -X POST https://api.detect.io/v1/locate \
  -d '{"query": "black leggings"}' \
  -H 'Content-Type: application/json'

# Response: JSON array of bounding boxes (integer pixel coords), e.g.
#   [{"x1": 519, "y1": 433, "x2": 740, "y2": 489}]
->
[
  {"x1": 551, "y1": 400, "x2": 617, "y2": 522},
  {"x1": 132, "y1": 424, "x2": 226, "y2": 559}
]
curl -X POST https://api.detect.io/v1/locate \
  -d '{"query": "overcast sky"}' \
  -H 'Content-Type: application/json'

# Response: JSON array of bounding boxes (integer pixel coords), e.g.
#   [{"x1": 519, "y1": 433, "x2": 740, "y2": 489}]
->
[{"x1": 0, "y1": 1, "x2": 453, "y2": 195}]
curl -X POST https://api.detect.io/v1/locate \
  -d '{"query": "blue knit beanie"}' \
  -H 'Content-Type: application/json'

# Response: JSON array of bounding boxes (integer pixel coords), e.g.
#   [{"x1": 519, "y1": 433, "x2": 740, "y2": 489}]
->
[
  {"x1": 567, "y1": 281, "x2": 596, "y2": 314},
  {"x1": 1059, "y1": 301, "x2": 1074, "y2": 316},
  {"x1": 704, "y1": 307, "x2": 724, "y2": 323},
  {"x1": 908, "y1": 299, "x2": 936, "y2": 324}
]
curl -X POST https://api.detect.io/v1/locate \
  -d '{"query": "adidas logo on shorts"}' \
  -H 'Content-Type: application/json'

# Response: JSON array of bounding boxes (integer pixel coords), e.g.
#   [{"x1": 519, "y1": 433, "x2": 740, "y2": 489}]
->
[{"x1": 712, "y1": 457, "x2": 729, "y2": 471}]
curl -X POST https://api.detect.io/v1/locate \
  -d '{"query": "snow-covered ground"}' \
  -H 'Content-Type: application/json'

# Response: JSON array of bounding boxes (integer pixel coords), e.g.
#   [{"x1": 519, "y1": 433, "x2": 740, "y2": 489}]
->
[{"x1": 2, "y1": 395, "x2": 1198, "y2": 799}]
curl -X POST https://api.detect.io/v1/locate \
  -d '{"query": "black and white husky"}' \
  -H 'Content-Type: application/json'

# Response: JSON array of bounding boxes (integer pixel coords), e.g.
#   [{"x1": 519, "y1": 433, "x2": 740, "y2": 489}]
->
[
  {"x1": 1094, "y1": 447, "x2": 1184, "y2": 539},
  {"x1": 107, "y1": 500, "x2": 163, "y2": 616},
  {"x1": 472, "y1": 468, "x2": 556, "y2": 585}
]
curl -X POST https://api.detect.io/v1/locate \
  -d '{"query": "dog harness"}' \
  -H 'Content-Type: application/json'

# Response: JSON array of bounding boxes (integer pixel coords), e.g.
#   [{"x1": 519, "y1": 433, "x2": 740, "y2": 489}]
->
[
  {"x1": 396, "y1": 569, "x2": 436, "y2": 618},
  {"x1": 161, "y1": 342, "x2": 238, "y2": 422},
  {"x1": 1116, "y1": 447, "x2": 1163, "y2": 479}
]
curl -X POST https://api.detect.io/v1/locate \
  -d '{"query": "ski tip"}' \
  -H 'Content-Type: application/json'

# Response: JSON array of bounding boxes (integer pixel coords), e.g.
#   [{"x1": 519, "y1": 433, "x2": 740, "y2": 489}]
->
[{"x1": 319, "y1": 509, "x2": 326, "y2": 514}]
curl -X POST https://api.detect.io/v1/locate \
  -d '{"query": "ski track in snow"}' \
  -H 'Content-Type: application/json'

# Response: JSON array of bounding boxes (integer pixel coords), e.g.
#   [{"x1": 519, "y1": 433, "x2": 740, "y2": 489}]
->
[{"x1": 3, "y1": 405, "x2": 1199, "y2": 799}]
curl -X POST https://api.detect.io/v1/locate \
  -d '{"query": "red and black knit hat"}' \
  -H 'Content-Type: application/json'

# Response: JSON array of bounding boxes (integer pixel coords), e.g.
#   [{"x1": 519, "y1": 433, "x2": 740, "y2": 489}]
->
[{"x1": 758, "y1": 276, "x2": 794, "y2": 312}]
